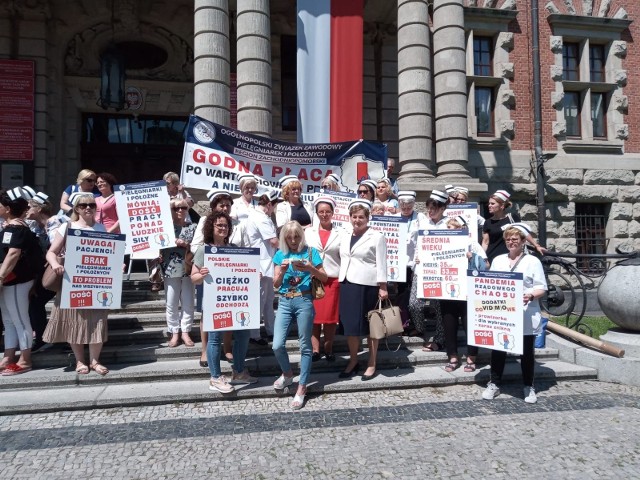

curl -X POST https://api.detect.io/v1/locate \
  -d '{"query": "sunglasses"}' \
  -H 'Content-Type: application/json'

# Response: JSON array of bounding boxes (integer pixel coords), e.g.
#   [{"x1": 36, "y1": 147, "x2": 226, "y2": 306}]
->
[
  {"x1": 83, "y1": 178, "x2": 96, "y2": 183},
  {"x1": 77, "y1": 203, "x2": 96, "y2": 209},
  {"x1": 357, "y1": 190, "x2": 369, "y2": 195},
  {"x1": 172, "y1": 206, "x2": 189, "y2": 211}
]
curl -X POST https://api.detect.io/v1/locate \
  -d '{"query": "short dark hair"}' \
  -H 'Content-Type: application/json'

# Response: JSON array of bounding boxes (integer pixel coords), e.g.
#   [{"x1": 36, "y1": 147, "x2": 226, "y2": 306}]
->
[
  {"x1": 0, "y1": 192, "x2": 28, "y2": 217},
  {"x1": 97, "y1": 172, "x2": 118, "y2": 188}
]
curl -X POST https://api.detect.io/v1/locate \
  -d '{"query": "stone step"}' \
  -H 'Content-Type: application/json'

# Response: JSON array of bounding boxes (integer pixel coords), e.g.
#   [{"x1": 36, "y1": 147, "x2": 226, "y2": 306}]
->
[
  {"x1": 0, "y1": 359, "x2": 598, "y2": 415},
  {"x1": 10, "y1": 345, "x2": 563, "y2": 391}
]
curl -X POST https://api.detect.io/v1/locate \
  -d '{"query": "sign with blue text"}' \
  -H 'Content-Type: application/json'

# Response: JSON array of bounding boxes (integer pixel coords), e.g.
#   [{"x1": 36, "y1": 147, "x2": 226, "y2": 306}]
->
[
  {"x1": 115, "y1": 180, "x2": 176, "y2": 255},
  {"x1": 202, "y1": 246, "x2": 261, "y2": 332},
  {"x1": 467, "y1": 270, "x2": 524, "y2": 355},
  {"x1": 369, "y1": 216, "x2": 408, "y2": 282},
  {"x1": 60, "y1": 229, "x2": 126, "y2": 309}
]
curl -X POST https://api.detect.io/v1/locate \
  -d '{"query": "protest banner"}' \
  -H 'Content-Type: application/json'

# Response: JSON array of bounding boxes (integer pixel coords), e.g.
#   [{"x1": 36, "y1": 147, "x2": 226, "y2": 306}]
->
[
  {"x1": 202, "y1": 246, "x2": 261, "y2": 332},
  {"x1": 445, "y1": 202, "x2": 479, "y2": 241},
  {"x1": 115, "y1": 180, "x2": 176, "y2": 255},
  {"x1": 369, "y1": 215, "x2": 408, "y2": 282},
  {"x1": 466, "y1": 270, "x2": 524, "y2": 355},
  {"x1": 60, "y1": 229, "x2": 126, "y2": 309},
  {"x1": 415, "y1": 229, "x2": 469, "y2": 300},
  {"x1": 180, "y1": 114, "x2": 387, "y2": 196}
]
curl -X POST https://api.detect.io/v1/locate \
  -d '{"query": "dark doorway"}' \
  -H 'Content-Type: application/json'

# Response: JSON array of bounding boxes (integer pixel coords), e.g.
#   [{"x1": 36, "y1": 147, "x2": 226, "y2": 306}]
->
[{"x1": 81, "y1": 114, "x2": 187, "y2": 184}]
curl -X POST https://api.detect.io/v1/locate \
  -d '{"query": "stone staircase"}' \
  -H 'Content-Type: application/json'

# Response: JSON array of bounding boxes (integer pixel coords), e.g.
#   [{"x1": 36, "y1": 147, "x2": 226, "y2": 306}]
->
[{"x1": 0, "y1": 278, "x2": 598, "y2": 414}]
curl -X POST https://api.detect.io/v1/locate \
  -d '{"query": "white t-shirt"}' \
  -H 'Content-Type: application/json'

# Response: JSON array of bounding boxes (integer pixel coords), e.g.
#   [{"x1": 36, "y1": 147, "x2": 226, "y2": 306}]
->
[
  {"x1": 490, "y1": 253, "x2": 548, "y2": 335},
  {"x1": 245, "y1": 208, "x2": 277, "y2": 277}
]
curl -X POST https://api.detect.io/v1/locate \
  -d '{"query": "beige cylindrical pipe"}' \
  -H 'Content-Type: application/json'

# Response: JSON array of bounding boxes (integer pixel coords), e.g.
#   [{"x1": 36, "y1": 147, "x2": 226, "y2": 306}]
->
[{"x1": 546, "y1": 321, "x2": 625, "y2": 358}]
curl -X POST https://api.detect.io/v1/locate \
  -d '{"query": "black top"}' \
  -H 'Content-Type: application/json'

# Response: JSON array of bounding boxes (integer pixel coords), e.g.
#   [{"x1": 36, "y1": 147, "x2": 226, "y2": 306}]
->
[
  {"x1": 482, "y1": 212, "x2": 521, "y2": 263},
  {"x1": 290, "y1": 202, "x2": 311, "y2": 227},
  {"x1": 0, "y1": 224, "x2": 42, "y2": 285}
]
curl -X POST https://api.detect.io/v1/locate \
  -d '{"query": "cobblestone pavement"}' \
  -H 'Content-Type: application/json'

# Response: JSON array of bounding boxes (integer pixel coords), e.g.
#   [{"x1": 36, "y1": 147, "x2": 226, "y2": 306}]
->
[{"x1": 1, "y1": 380, "x2": 639, "y2": 479}]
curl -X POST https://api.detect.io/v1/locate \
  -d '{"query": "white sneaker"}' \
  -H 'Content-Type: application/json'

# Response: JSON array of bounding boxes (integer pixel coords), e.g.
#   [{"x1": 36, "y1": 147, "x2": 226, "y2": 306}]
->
[
  {"x1": 482, "y1": 382, "x2": 500, "y2": 400},
  {"x1": 230, "y1": 370, "x2": 258, "y2": 385},
  {"x1": 273, "y1": 374, "x2": 294, "y2": 390},
  {"x1": 209, "y1": 376, "x2": 234, "y2": 393},
  {"x1": 524, "y1": 386, "x2": 537, "y2": 404}
]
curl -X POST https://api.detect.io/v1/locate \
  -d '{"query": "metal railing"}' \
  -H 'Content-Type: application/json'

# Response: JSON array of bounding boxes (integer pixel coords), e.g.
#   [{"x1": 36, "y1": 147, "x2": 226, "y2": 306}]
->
[{"x1": 540, "y1": 248, "x2": 639, "y2": 336}]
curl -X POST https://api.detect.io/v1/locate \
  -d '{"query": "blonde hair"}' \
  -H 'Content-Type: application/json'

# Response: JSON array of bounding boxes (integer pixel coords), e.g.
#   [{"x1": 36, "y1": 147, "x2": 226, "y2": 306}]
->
[
  {"x1": 321, "y1": 179, "x2": 339, "y2": 191},
  {"x1": 170, "y1": 198, "x2": 189, "y2": 209},
  {"x1": 76, "y1": 169, "x2": 96, "y2": 184},
  {"x1": 70, "y1": 193, "x2": 95, "y2": 221},
  {"x1": 281, "y1": 180, "x2": 302, "y2": 202},
  {"x1": 376, "y1": 180, "x2": 392, "y2": 198},
  {"x1": 163, "y1": 172, "x2": 180, "y2": 184},
  {"x1": 502, "y1": 226, "x2": 525, "y2": 240},
  {"x1": 278, "y1": 221, "x2": 306, "y2": 254},
  {"x1": 371, "y1": 201, "x2": 385, "y2": 215},
  {"x1": 490, "y1": 194, "x2": 512, "y2": 209},
  {"x1": 446, "y1": 217, "x2": 463, "y2": 229}
]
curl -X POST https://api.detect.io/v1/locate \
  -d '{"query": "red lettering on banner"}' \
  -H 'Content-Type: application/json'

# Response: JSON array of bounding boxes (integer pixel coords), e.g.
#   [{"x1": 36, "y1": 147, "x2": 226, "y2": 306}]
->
[
  {"x1": 310, "y1": 169, "x2": 323, "y2": 181},
  {"x1": 193, "y1": 149, "x2": 206, "y2": 163},
  {"x1": 272, "y1": 166, "x2": 283, "y2": 176},
  {"x1": 253, "y1": 164, "x2": 263, "y2": 176},
  {"x1": 132, "y1": 242, "x2": 150, "y2": 252},
  {"x1": 423, "y1": 282, "x2": 442, "y2": 298},
  {"x1": 82, "y1": 255, "x2": 107, "y2": 266},
  {"x1": 70, "y1": 290, "x2": 93, "y2": 308},
  {"x1": 474, "y1": 330, "x2": 495, "y2": 345},
  {"x1": 213, "y1": 311, "x2": 233, "y2": 329},
  {"x1": 298, "y1": 169, "x2": 308, "y2": 180},
  {"x1": 238, "y1": 160, "x2": 251, "y2": 173}
]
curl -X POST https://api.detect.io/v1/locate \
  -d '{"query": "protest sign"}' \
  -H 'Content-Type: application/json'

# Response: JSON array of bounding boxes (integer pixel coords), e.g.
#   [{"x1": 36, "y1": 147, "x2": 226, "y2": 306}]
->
[
  {"x1": 115, "y1": 180, "x2": 176, "y2": 254},
  {"x1": 202, "y1": 246, "x2": 261, "y2": 332},
  {"x1": 180, "y1": 114, "x2": 387, "y2": 195},
  {"x1": 369, "y1": 215, "x2": 408, "y2": 282},
  {"x1": 467, "y1": 270, "x2": 524, "y2": 355},
  {"x1": 60, "y1": 229, "x2": 126, "y2": 309},
  {"x1": 315, "y1": 190, "x2": 356, "y2": 230},
  {"x1": 445, "y1": 202, "x2": 479, "y2": 241},
  {"x1": 415, "y1": 229, "x2": 469, "y2": 300}
]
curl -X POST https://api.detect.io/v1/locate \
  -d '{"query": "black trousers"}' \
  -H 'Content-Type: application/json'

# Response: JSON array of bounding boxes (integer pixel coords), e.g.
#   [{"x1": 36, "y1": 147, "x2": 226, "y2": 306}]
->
[
  {"x1": 489, "y1": 334, "x2": 536, "y2": 387},
  {"x1": 441, "y1": 299, "x2": 478, "y2": 357}
]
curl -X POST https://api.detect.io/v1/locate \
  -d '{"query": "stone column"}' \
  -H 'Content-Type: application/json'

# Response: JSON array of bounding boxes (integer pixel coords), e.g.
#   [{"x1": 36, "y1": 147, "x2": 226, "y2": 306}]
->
[
  {"x1": 194, "y1": 0, "x2": 230, "y2": 125},
  {"x1": 432, "y1": 0, "x2": 470, "y2": 177},
  {"x1": 236, "y1": 0, "x2": 272, "y2": 136},
  {"x1": 397, "y1": 0, "x2": 434, "y2": 181}
]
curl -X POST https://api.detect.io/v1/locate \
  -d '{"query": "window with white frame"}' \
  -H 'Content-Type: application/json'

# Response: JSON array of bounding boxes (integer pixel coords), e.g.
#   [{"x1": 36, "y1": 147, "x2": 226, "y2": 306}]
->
[
  {"x1": 464, "y1": 7, "x2": 517, "y2": 144},
  {"x1": 549, "y1": 14, "x2": 631, "y2": 152}
]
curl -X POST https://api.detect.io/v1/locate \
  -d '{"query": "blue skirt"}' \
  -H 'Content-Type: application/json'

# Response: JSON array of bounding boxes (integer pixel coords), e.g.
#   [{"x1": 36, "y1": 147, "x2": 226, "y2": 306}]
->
[{"x1": 338, "y1": 280, "x2": 378, "y2": 337}]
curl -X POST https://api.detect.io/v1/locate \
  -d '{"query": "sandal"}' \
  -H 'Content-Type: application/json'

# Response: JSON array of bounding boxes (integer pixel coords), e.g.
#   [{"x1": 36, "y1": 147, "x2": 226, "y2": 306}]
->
[
  {"x1": 444, "y1": 361, "x2": 459, "y2": 373},
  {"x1": 464, "y1": 362, "x2": 477, "y2": 373},
  {"x1": 76, "y1": 362, "x2": 89, "y2": 375},
  {"x1": 90, "y1": 362, "x2": 109, "y2": 376},
  {"x1": 291, "y1": 392, "x2": 306, "y2": 410}
]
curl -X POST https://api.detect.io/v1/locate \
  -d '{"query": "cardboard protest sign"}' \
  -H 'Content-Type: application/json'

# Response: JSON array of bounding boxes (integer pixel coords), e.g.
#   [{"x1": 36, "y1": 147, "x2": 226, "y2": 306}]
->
[
  {"x1": 369, "y1": 215, "x2": 408, "y2": 282},
  {"x1": 115, "y1": 180, "x2": 176, "y2": 254},
  {"x1": 467, "y1": 270, "x2": 524, "y2": 355},
  {"x1": 202, "y1": 246, "x2": 261, "y2": 332},
  {"x1": 415, "y1": 229, "x2": 469, "y2": 300},
  {"x1": 60, "y1": 229, "x2": 126, "y2": 309}
]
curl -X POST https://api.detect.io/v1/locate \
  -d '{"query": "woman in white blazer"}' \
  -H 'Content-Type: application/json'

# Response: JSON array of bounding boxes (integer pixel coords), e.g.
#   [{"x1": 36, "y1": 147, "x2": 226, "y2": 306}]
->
[
  {"x1": 338, "y1": 199, "x2": 388, "y2": 381},
  {"x1": 305, "y1": 196, "x2": 343, "y2": 362},
  {"x1": 275, "y1": 175, "x2": 313, "y2": 232}
]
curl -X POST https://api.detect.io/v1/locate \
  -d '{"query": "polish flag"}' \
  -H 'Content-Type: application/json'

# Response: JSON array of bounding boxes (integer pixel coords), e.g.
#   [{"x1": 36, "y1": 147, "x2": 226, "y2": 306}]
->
[{"x1": 297, "y1": 0, "x2": 364, "y2": 143}]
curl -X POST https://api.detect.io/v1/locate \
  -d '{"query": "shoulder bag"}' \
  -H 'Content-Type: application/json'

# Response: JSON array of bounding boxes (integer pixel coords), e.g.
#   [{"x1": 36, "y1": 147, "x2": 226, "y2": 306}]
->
[
  {"x1": 42, "y1": 226, "x2": 69, "y2": 293},
  {"x1": 367, "y1": 298, "x2": 404, "y2": 340},
  {"x1": 307, "y1": 247, "x2": 325, "y2": 299}
]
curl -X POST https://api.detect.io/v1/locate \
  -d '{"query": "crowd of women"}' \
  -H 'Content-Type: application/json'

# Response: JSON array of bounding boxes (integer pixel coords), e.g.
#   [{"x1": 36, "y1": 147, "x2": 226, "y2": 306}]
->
[{"x1": 0, "y1": 168, "x2": 547, "y2": 409}]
